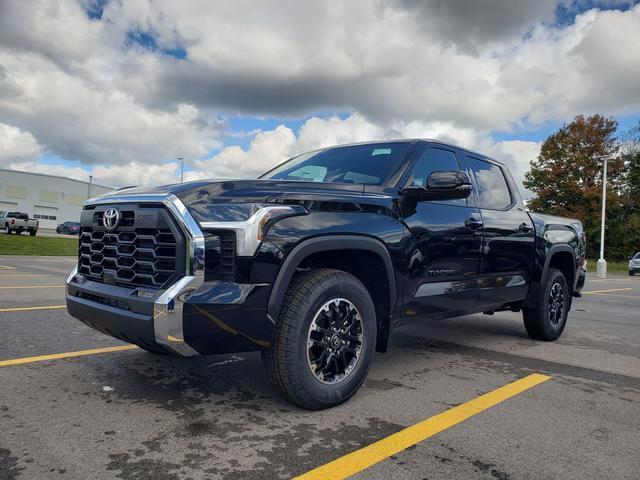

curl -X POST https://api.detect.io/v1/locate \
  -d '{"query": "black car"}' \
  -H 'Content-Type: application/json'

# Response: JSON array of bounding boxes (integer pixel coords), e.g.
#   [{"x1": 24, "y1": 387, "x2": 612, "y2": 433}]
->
[
  {"x1": 66, "y1": 140, "x2": 587, "y2": 409},
  {"x1": 56, "y1": 221, "x2": 80, "y2": 235}
]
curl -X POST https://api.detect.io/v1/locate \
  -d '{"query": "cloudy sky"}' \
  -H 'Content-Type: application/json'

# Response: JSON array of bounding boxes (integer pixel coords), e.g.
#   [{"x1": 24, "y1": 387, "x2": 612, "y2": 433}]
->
[{"x1": 1, "y1": 0, "x2": 639, "y2": 195}]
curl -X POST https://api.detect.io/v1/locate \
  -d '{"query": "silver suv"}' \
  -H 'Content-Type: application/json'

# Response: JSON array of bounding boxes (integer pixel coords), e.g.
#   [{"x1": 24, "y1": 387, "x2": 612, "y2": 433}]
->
[{"x1": 630, "y1": 253, "x2": 640, "y2": 276}]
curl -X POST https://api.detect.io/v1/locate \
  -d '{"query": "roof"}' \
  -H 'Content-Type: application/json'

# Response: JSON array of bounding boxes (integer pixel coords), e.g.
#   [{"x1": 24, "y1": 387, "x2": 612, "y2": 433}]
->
[
  {"x1": 300, "y1": 139, "x2": 505, "y2": 167},
  {"x1": 0, "y1": 168, "x2": 112, "y2": 190}
]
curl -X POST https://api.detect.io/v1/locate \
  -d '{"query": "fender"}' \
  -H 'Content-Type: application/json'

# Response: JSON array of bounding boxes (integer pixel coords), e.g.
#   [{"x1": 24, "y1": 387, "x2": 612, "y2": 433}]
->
[
  {"x1": 524, "y1": 244, "x2": 575, "y2": 308},
  {"x1": 267, "y1": 235, "x2": 397, "y2": 323},
  {"x1": 542, "y1": 244, "x2": 575, "y2": 281}
]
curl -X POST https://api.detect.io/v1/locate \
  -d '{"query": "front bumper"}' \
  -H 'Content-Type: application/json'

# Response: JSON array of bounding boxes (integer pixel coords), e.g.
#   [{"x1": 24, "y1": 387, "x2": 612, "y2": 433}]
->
[
  {"x1": 67, "y1": 267, "x2": 273, "y2": 355},
  {"x1": 573, "y1": 263, "x2": 587, "y2": 297},
  {"x1": 66, "y1": 192, "x2": 274, "y2": 356}
]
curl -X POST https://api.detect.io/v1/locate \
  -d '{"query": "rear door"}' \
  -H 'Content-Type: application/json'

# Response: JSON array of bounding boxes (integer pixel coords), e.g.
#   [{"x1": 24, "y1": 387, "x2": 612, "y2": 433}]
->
[
  {"x1": 400, "y1": 146, "x2": 482, "y2": 319},
  {"x1": 463, "y1": 155, "x2": 534, "y2": 307}
]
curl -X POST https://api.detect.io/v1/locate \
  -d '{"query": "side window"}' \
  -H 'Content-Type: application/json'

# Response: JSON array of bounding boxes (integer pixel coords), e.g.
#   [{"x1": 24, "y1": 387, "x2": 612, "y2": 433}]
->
[
  {"x1": 466, "y1": 156, "x2": 512, "y2": 209},
  {"x1": 407, "y1": 148, "x2": 466, "y2": 205}
]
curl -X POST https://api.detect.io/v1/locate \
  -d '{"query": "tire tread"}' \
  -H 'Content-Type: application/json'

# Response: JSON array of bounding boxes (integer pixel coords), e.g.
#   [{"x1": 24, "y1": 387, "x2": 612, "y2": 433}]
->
[{"x1": 264, "y1": 268, "x2": 372, "y2": 409}]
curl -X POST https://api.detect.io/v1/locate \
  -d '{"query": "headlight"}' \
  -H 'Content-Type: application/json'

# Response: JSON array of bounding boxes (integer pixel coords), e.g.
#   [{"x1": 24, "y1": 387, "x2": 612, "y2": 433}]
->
[{"x1": 199, "y1": 205, "x2": 307, "y2": 256}]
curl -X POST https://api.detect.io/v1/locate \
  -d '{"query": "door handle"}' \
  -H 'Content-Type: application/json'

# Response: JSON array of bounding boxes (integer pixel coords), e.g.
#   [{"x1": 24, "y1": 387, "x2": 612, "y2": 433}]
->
[
  {"x1": 519, "y1": 222, "x2": 532, "y2": 233},
  {"x1": 465, "y1": 217, "x2": 484, "y2": 230}
]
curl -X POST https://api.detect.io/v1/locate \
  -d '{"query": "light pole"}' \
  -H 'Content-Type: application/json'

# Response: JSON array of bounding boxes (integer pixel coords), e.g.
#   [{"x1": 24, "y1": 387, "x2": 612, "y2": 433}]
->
[
  {"x1": 177, "y1": 157, "x2": 184, "y2": 183},
  {"x1": 88, "y1": 175, "x2": 93, "y2": 199},
  {"x1": 596, "y1": 154, "x2": 614, "y2": 278}
]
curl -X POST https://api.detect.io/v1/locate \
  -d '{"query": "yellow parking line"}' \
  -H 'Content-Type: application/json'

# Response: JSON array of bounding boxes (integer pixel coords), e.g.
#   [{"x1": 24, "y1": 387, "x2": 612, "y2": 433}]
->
[
  {"x1": 0, "y1": 345, "x2": 138, "y2": 367},
  {"x1": 587, "y1": 293, "x2": 640, "y2": 300},
  {"x1": 582, "y1": 288, "x2": 632, "y2": 295},
  {"x1": 0, "y1": 265, "x2": 16, "y2": 270},
  {"x1": 295, "y1": 373, "x2": 551, "y2": 480},
  {"x1": 0, "y1": 285, "x2": 64, "y2": 289},
  {"x1": 0, "y1": 305, "x2": 66, "y2": 313}
]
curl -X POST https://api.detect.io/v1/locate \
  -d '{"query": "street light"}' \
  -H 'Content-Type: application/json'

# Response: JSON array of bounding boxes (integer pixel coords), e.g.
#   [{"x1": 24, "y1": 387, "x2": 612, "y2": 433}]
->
[
  {"x1": 177, "y1": 157, "x2": 184, "y2": 183},
  {"x1": 596, "y1": 154, "x2": 615, "y2": 279}
]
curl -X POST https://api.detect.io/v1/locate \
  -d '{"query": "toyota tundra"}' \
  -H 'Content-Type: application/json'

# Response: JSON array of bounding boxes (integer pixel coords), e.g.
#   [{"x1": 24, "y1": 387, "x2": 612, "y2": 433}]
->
[{"x1": 66, "y1": 140, "x2": 587, "y2": 409}]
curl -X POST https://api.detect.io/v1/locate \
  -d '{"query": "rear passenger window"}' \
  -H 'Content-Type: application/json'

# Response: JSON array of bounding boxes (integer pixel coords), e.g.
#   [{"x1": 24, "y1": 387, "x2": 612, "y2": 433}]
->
[
  {"x1": 407, "y1": 148, "x2": 466, "y2": 205},
  {"x1": 466, "y1": 156, "x2": 512, "y2": 209}
]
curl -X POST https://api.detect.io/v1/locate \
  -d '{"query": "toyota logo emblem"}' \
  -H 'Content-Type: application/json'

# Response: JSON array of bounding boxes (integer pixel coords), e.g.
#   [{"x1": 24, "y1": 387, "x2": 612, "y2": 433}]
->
[{"x1": 103, "y1": 208, "x2": 121, "y2": 231}]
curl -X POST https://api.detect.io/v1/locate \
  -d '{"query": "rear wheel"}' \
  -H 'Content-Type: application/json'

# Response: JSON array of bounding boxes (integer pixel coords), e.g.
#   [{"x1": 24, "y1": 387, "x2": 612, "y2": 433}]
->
[
  {"x1": 263, "y1": 268, "x2": 376, "y2": 410},
  {"x1": 630, "y1": 271, "x2": 635, "y2": 276},
  {"x1": 29, "y1": 230, "x2": 37, "y2": 236},
  {"x1": 5, "y1": 226, "x2": 11, "y2": 234},
  {"x1": 523, "y1": 268, "x2": 569, "y2": 341}
]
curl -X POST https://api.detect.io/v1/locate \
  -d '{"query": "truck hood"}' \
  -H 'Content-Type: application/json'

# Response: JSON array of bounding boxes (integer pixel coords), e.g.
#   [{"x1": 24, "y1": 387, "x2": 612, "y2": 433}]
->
[{"x1": 100, "y1": 179, "x2": 397, "y2": 223}]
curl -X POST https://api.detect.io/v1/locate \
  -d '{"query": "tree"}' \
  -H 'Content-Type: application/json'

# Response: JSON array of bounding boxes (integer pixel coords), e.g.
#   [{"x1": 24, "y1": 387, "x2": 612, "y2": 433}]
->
[
  {"x1": 620, "y1": 122, "x2": 640, "y2": 256},
  {"x1": 524, "y1": 114, "x2": 627, "y2": 260}
]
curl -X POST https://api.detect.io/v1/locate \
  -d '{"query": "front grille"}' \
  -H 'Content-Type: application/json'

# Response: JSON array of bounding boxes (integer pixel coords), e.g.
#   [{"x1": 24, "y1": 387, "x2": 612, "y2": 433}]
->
[
  {"x1": 220, "y1": 232, "x2": 236, "y2": 281},
  {"x1": 203, "y1": 231, "x2": 236, "y2": 282},
  {"x1": 78, "y1": 205, "x2": 184, "y2": 289}
]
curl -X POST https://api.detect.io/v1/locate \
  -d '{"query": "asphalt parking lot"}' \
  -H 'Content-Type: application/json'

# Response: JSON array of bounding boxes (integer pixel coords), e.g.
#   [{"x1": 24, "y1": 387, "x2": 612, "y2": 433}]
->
[{"x1": 1, "y1": 256, "x2": 639, "y2": 480}]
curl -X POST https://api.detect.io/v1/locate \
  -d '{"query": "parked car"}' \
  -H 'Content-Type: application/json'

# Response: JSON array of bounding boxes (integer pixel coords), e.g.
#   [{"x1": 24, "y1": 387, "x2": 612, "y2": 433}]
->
[
  {"x1": 2, "y1": 211, "x2": 38, "y2": 236},
  {"x1": 66, "y1": 140, "x2": 587, "y2": 409},
  {"x1": 56, "y1": 221, "x2": 80, "y2": 235},
  {"x1": 629, "y1": 253, "x2": 640, "y2": 276}
]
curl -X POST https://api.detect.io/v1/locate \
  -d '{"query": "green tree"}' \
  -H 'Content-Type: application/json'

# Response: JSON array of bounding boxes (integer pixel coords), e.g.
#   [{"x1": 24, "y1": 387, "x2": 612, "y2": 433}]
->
[
  {"x1": 524, "y1": 114, "x2": 627, "y2": 260},
  {"x1": 620, "y1": 122, "x2": 640, "y2": 256}
]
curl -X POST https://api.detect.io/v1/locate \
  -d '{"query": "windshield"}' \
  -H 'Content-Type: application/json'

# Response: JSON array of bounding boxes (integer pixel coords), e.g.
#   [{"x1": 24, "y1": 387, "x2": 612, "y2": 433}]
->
[
  {"x1": 634, "y1": 253, "x2": 640, "y2": 260},
  {"x1": 261, "y1": 142, "x2": 412, "y2": 186}
]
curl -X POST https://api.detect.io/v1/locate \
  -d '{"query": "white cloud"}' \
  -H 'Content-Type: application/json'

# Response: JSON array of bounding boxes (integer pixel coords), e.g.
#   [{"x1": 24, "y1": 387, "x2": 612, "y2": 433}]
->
[
  {"x1": 0, "y1": 123, "x2": 42, "y2": 164},
  {"x1": 194, "y1": 113, "x2": 541, "y2": 197},
  {"x1": 6, "y1": 159, "x2": 213, "y2": 187},
  {"x1": 0, "y1": 0, "x2": 637, "y2": 191}
]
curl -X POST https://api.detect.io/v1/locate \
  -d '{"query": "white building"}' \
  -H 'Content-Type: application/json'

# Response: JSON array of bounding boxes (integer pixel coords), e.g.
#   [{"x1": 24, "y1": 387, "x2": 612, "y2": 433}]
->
[{"x1": 0, "y1": 169, "x2": 112, "y2": 229}]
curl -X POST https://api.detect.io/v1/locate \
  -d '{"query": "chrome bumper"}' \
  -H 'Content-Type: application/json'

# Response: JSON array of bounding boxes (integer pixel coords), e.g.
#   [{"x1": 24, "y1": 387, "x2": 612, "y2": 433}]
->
[{"x1": 66, "y1": 193, "x2": 205, "y2": 357}]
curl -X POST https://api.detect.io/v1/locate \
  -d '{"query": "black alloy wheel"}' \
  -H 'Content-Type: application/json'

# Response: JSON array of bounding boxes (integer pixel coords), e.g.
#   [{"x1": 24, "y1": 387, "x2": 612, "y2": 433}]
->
[
  {"x1": 548, "y1": 282, "x2": 565, "y2": 327},
  {"x1": 306, "y1": 298, "x2": 363, "y2": 385}
]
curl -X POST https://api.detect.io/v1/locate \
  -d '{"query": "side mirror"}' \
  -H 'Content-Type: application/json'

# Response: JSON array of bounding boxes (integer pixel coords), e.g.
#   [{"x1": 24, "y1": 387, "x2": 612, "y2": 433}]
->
[{"x1": 402, "y1": 170, "x2": 472, "y2": 201}]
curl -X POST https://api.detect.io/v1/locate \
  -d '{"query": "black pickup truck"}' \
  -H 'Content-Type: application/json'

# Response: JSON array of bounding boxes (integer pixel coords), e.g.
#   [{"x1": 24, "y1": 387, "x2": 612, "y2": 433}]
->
[{"x1": 66, "y1": 140, "x2": 586, "y2": 409}]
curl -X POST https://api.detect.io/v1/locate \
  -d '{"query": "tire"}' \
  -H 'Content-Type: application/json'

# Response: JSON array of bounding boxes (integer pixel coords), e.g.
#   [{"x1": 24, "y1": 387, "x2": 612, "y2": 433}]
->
[
  {"x1": 263, "y1": 268, "x2": 376, "y2": 410},
  {"x1": 630, "y1": 271, "x2": 635, "y2": 276},
  {"x1": 29, "y1": 230, "x2": 37, "y2": 236},
  {"x1": 56, "y1": 227, "x2": 60, "y2": 233},
  {"x1": 523, "y1": 268, "x2": 569, "y2": 341},
  {"x1": 5, "y1": 226, "x2": 11, "y2": 234}
]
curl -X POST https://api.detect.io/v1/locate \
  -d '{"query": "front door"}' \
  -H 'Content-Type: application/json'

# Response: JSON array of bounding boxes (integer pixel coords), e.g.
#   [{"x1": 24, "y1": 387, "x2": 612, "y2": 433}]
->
[
  {"x1": 400, "y1": 146, "x2": 482, "y2": 319},
  {"x1": 463, "y1": 155, "x2": 535, "y2": 307}
]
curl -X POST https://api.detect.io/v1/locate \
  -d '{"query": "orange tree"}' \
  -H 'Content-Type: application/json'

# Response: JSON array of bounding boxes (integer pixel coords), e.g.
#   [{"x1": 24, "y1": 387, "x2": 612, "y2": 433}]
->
[{"x1": 524, "y1": 114, "x2": 629, "y2": 260}]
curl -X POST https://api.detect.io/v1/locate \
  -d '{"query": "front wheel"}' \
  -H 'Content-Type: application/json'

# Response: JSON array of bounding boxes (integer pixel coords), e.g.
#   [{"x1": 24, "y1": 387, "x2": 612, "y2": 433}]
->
[
  {"x1": 263, "y1": 268, "x2": 376, "y2": 410},
  {"x1": 523, "y1": 268, "x2": 569, "y2": 341},
  {"x1": 5, "y1": 226, "x2": 11, "y2": 234},
  {"x1": 630, "y1": 271, "x2": 635, "y2": 276}
]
